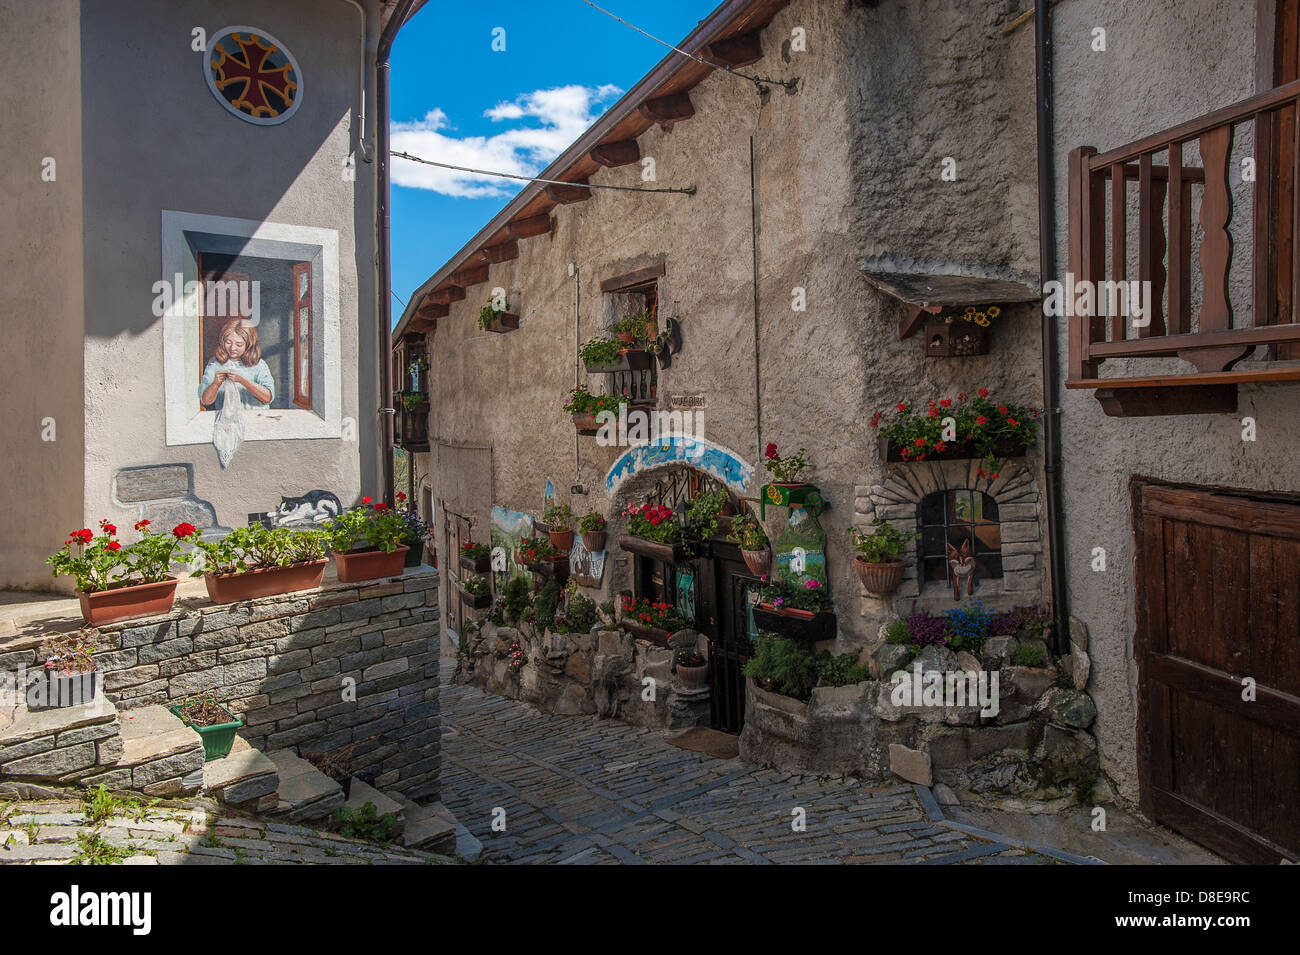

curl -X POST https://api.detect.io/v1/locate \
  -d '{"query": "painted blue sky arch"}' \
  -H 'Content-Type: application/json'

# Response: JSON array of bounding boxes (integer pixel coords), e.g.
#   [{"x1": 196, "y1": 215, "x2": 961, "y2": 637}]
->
[{"x1": 604, "y1": 436, "x2": 753, "y2": 497}]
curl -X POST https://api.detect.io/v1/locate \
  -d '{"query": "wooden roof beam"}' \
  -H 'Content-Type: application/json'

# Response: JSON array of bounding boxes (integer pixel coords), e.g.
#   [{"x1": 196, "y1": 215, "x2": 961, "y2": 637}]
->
[
  {"x1": 590, "y1": 139, "x2": 641, "y2": 168},
  {"x1": 450, "y1": 263, "x2": 490, "y2": 287},
  {"x1": 638, "y1": 92, "x2": 694, "y2": 126},
  {"x1": 428, "y1": 286, "x2": 466, "y2": 305},
  {"x1": 474, "y1": 239, "x2": 519, "y2": 265},
  {"x1": 706, "y1": 29, "x2": 764, "y2": 68},
  {"x1": 545, "y1": 179, "x2": 591, "y2": 205},
  {"x1": 417, "y1": 301, "x2": 449, "y2": 319},
  {"x1": 508, "y1": 213, "x2": 554, "y2": 238}
]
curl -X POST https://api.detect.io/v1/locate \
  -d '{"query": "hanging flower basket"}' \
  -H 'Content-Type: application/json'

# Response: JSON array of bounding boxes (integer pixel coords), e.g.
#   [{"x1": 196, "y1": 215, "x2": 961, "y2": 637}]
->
[
  {"x1": 740, "y1": 547, "x2": 770, "y2": 577},
  {"x1": 78, "y1": 578, "x2": 179, "y2": 627},
  {"x1": 878, "y1": 434, "x2": 1027, "y2": 463},
  {"x1": 620, "y1": 618, "x2": 672, "y2": 647},
  {"x1": 333, "y1": 545, "x2": 410, "y2": 583},
  {"x1": 581, "y1": 530, "x2": 607, "y2": 552},
  {"x1": 549, "y1": 528, "x2": 574, "y2": 551},
  {"x1": 482, "y1": 313, "x2": 519, "y2": 334},
  {"x1": 752, "y1": 604, "x2": 836, "y2": 642},
  {"x1": 854, "y1": 557, "x2": 905, "y2": 597},
  {"x1": 618, "y1": 534, "x2": 689, "y2": 564}
]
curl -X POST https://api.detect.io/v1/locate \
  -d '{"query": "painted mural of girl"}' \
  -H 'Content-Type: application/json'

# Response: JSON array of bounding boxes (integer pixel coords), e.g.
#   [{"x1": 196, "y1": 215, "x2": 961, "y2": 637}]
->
[{"x1": 199, "y1": 318, "x2": 275, "y2": 409}]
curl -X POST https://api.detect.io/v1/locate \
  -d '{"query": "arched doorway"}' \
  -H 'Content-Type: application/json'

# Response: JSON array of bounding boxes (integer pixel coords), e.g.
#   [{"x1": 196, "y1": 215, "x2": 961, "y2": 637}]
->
[{"x1": 614, "y1": 463, "x2": 761, "y2": 734}]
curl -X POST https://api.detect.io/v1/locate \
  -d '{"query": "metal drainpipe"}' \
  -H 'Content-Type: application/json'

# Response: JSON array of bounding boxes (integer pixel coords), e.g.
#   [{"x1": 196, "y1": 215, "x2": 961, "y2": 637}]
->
[
  {"x1": 1035, "y1": 0, "x2": 1070, "y2": 654},
  {"x1": 377, "y1": 0, "x2": 419, "y2": 507}
]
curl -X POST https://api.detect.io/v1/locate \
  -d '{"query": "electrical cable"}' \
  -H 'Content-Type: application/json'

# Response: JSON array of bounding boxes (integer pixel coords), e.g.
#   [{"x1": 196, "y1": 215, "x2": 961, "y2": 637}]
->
[{"x1": 391, "y1": 151, "x2": 696, "y2": 195}]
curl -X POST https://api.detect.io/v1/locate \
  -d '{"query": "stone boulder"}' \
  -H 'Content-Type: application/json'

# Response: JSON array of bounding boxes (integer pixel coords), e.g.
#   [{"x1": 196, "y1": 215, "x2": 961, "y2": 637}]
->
[
  {"x1": 982, "y1": 635, "x2": 1018, "y2": 669},
  {"x1": 1002, "y1": 665, "x2": 1056, "y2": 705},
  {"x1": 1034, "y1": 687, "x2": 1097, "y2": 729},
  {"x1": 915, "y1": 645, "x2": 958, "y2": 676},
  {"x1": 872, "y1": 643, "x2": 913, "y2": 679}
]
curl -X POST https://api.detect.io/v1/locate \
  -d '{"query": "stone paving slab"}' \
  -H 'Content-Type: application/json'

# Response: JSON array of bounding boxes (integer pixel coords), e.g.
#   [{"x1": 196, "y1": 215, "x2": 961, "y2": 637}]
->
[
  {"x1": 437, "y1": 673, "x2": 1064, "y2": 866},
  {"x1": 0, "y1": 795, "x2": 456, "y2": 865}
]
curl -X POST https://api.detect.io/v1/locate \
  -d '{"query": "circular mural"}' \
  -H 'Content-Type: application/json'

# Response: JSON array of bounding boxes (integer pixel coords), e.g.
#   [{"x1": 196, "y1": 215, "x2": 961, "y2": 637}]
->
[{"x1": 204, "y1": 26, "x2": 302, "y2": 125}]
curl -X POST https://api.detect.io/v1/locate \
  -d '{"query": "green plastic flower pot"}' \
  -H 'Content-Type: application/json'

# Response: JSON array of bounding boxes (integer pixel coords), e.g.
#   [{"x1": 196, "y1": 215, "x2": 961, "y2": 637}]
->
[{"x1": 169, "y1": 704, "x2": 243, "y2": 761}]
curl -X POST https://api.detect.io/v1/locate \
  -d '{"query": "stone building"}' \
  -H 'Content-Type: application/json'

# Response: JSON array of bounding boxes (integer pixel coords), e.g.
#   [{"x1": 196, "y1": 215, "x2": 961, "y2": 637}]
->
[
  {"x1": 396, "y1": 0, "x2": 1300, "y2": 863},
  {"x1": 2, "y1": 0, "x2": 422, "y2": 591}
]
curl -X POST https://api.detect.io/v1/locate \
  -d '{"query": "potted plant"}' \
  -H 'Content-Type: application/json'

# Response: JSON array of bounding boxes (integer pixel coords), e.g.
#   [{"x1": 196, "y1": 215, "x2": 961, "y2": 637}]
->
[
  {"x1": 579, "y1": 335, "x2": 651, "y2": 373},
  {"x1": 324, "y1": 496, "x2": 410, "y2": 582},
  {"x1": 619, "y1": 596, "x2": 686, "y2": 646},
  {"x1": 674, "y1": 647, "x2": 708, "y2": 687},
  {"x1": 871, "y1": 390, "x2": 1039, "y2": 468},
  {"x1": 457, "y1": 573, "x2": 492, "y2": 609},
  {"x1": 728, "y1": 510, "x2": 769, "y2": 577},
  {"x1": 460, "y1": 539, "x2": 491, "y2": 573},
  {"x1": 401, "y1": 392, "x2": 429, "y2": 413},
  {"x1": 543, "y1": 502, "x2": 574, "y2": 551},
  {"x1": 682, "y1": 490, "x2": 730, "y2": 548},
  {"x1": 563, "y1": 385, "x2": 629, "y2": 435},
  {"x1": 611, "y1": 311, "x2": 651, "y2": 346},
  {"x1": 618, "y1": 501, "x2": 689, "y2": 563},
  {"x1": 407, "y1": 353, "x2": 429, "y2": 391},
  {"x1": 762, "y1": 444, "x2": 811, "y2": 488},
  {"x1": 847, "y1": 519, "x2": 917, "y2": 597},
  {"x1": 516, "y1": 535, "x2": 569, "y2": 585},
  {"x1": 753, "y1": 577, "x2": 836, "y2": 640},
  {"x1": 578, "y1": 512, "x2": 607, "y2": 552},
  {"x1": 47, "y1": 519, "x2": 199, "y2": 626},
  {"x1": 31, "y1": 629, "x2": 100, "y2": 711},
  {"x1": 395, "y1": 492, "x2": 428, "y2": 567},
  {"x1": 190, "y1": 525, "x2": 330, "y2": 603},
  {"x1": 170, "y1": 693, "x2": 243, "y2": 761},
  {"x1": 478, "y1": 299, "x2": 519, "y2": 333}
]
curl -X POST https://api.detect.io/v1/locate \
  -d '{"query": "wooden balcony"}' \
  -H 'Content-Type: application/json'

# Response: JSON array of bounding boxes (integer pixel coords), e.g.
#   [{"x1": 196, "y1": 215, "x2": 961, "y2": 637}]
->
[
  {"x1": 394, "y1": 392, "x2": 430, "y2": 453},
  {"x1": 1067, "y1": 78, "x2": 1300, "y2": 416}
]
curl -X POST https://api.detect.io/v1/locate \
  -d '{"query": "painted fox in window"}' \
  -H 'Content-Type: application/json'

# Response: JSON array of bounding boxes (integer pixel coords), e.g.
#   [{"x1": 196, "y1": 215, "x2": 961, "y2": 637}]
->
[{"x1": 946, "y1": 539, "x2": 976, "y2": 601}]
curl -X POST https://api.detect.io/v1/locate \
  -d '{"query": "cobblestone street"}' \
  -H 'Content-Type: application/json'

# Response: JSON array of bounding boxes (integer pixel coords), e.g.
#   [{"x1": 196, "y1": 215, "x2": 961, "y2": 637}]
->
[{"x1": 439, "y1": 675, "x2": 1072, "y2": 865}]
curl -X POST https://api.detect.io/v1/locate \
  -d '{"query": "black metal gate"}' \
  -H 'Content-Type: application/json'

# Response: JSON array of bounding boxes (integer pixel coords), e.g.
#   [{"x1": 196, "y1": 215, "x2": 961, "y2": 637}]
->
[{"x1": 707, "y1": 551, "x2": 758, "y2": 734}]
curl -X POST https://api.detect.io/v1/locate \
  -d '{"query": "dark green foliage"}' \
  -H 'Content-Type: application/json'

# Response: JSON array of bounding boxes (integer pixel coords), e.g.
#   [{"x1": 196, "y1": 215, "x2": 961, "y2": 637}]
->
[
  {"x1": 502, "y1": 577, "x2": 530, "y2": 623},
  {"x1": 743, "y1": 634, "x2": 821, "y2": 701},
  {"x1": 553, "y1": 592, "x2": 599, "y2": 633},
  {"x1": 533, "y1": 580, "x2": 560, "y2": 632},
  {"x1": 817, "y1": 652, "x2": 872, "y2": 687},
  {"x1": 1013, "y1": 643, "x2": 1046, "y2": 667},
  {"x1": 883, "y1": 619, "x2": 911, "y2": 645},
  {"x1": 332, "y1": 802, "x2": 400, "y2": 844}
]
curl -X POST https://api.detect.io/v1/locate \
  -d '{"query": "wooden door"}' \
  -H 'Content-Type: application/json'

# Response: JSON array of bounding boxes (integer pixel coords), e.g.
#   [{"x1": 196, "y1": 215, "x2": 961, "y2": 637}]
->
[
  {"x1": 1134, "y1": 483, "x2": 1300, "y2": 862},
  {"x1": 1262, "y1": 0, "x2": 1300, "y2": 355},
  {"x1": 709, "y1": 548, "x2": 758, "y2": 734},
  {"x1": 443, "y1": 508, "x2": 473, "y2": 635}
]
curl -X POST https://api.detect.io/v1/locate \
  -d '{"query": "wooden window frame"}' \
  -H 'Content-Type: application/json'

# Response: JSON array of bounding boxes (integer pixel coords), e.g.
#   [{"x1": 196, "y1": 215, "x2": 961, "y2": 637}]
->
[{"x1": 292, "y1": 262, "x2": 313, "y2": 410}]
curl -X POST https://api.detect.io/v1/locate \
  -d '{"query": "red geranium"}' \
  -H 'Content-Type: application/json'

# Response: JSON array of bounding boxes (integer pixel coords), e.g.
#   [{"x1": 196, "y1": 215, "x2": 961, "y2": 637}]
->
[
  {"x1": 172, "y1": 523, "x2": 198, "y2": 539},
  {"x1": 396, "y1": 492, "x2": 407, "y2": 502},
  {"x1": 99, "y1": 520, "x2": 117, "y2": 536},
  {"x1": 978, "y1": 388, "x2": 990, "y2": 398},
  {"x1": 134, "y1": 519, "x2": 150, "y2": 531},
  {"x1": 764, "y1": 443, "x2": 778, "y2": 459},
  {"x1": 71, "y1": 528, "x2": 93, "y2": 544},
  {"x1": 361, "y1": 495, "x2": 372, "y2": 505},
  {"x1": 374, "y1": 502, "x2": 390, "y2": 512}
]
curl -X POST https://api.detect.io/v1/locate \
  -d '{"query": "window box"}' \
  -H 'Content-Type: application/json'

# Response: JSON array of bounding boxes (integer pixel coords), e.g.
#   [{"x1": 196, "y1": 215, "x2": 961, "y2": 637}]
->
[
  {"x1": 878, "y1": 435, "x2": 1028, "y2": 463},
  {"x1": 618, "y1": 534, "x2": 690, "y2": 564},
  {"x1": 526, "y1": 554, "x2": 570, "y2": 587},
  {"x1": 77, "y1": 577, "x2": 180, "y2": 627},
  {"x1": 620, "y1": 618, "x2": 672, "y2": 647},
  {"x1": 456, "y1": 584, "x2": 491, "y2": 609},
  {"x1": 203, "y1": 559, "x2": 327, "y2": 603},
  {"x1": 483, "y1": 313, "x2": 519, "y2": 334},
  {"x1": 333, "y1": 545, "x2": 410, "y2": 582},
  {"x1": 752, "y1": 603, "x2": 836, "y2": 642},
  {"x1": 572, "y1": 413, "x2": 602, "y2": 435},
  {"x1": 584, "y1": 348, "x2": 653, "y2": 373},
  {"x1": 924, "y1": 322, "x2": 989, "y2": 357},
  {"x1": 459, "y1": 553, "x2": 491, "y2": 574}
]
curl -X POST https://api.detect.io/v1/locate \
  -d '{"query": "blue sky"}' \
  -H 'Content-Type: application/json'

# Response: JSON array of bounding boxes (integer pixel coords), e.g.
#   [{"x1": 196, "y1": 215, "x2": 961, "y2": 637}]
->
[{"x1": 388, "y1": 0, "x2": 719, "y2": 315}]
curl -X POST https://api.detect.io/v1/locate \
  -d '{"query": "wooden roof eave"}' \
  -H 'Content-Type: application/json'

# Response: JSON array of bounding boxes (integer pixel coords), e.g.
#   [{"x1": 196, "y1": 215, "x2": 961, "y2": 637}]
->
[
  {"x1": 392, "y1": 0, "x2": 791, "y2": 344},
  {"x1": 859, "y1": 269, "x2": 1042, "y2": 340}
]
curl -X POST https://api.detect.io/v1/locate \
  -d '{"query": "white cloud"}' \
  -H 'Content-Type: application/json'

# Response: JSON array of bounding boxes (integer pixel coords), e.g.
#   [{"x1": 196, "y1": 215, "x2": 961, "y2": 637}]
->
[{"x1": 391, "y1": 84, "x2": 623, "y2": 198}]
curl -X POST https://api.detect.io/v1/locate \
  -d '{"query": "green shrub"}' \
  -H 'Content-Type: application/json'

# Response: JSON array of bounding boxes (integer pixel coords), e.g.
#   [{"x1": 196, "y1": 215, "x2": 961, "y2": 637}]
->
[
  {"x1": 332, "y1": 802, "x2": 400, "y2": 844},
  {"x1": 1013, "y1": 643, "x2": 1046, "y2": 667},
  {"x1": 817, "y1": 652, "x2": 871, "y2": 687},
  {"x1": 534, "y1": 580, "x2": 560, "y2": 632},
  {"x1": 883, "y1": 619, "x2": 910, "y2": 645},
  {"x1": 502, "y1": 577, "x2": 530, "y2": 624},
  {"x1": 743, "y1": 634, "x2": 820, "y2": 701}
]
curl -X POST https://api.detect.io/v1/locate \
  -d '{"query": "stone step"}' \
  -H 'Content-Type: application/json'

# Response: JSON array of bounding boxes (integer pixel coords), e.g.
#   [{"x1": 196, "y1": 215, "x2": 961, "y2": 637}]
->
[
  {"x1": 385, "y1": 791, "x2": 477, "y2": 859},
  {"x1": 342, "y1": 778, "x2": 405, "y2": 837},
  {"x1": 114, "y1": 705, "x2": 207, "y2": 797},
  {"x1": 0, "y1": 696, "x2": 121, "y2": 786},
  {"x1": 397, "y1": 800, "x2": 458, "y2": 855},
  {"x1": 265, "y1": 749, "x2": 344, "y2": 823},
  {"x1": 202, "y1": 737, "x2": 279, "y2": 810}
]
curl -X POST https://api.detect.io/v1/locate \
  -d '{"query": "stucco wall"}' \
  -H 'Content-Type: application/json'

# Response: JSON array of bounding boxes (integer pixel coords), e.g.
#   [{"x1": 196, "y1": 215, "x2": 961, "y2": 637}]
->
[
  {"x1": 427, "y1": 0, "x2": 1043, "y2": 651},
  {"x1": 0, "y1": 0, "x2": 86, "y2": 590},
  {"x1": 76, "y1": 0, "x2": 380, "y2": 549},
  {"x1": 1048, "y1": 0, "x2": 1282, "y2": 800}
]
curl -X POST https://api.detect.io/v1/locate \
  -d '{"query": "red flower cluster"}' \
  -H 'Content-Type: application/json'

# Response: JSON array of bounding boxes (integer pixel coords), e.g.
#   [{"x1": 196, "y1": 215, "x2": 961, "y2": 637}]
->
[
  {"x1": 99, "y1": 520, "x2": 117, "y2": 536},
  {"x1": 396, "y1": 492, "x2": 407, "y2": 502},
  {"x1": 71, "y1": 529, "x2": 93, "y2": 545},
  {"x1": 764, "y1": 442, "x2": 778, "y2": 459},
  {"x1": 134, "y1": 519, "x2": 150, "y2": 531},
  {"x1": 172, "y1": 523, "x2": 198, "y2": 539},
  {"x1": 374, "y1": 502, "x2": 390, "y2": 512},
  {"x1": 361, "y1": 495, "x2": 372, "y2": 505}
]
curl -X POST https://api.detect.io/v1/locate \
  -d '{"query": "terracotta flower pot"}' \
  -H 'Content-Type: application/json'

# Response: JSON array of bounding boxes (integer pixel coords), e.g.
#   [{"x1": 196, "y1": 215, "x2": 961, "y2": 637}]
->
[
  {"x1": 549, "y1": 529, "x2": 574, "y2": 552},
  {"x1": 333, "y1": 545, "x2": 410, "y2": 583},
  {"x1": 77, "y1": 577, "x2": 179, "y2": 627},
  {"x1": 676, "y1": 662, "x2": 708, "y2": 687},
  {"x1": 203, "y1": 560, "x2": 328, "y2": 604},
  {"x1": 581, "y1": 530, "x2": 607, "y2": 552},
  {"x1": 855, "y1": 557, "x2": 904, "y2": 597},
  {"x1": 617, "y1": 331, "x2": 637, "y2": 344},
  {"x1": 740, "y1": 547, "x2": 769, "y2": 577}
]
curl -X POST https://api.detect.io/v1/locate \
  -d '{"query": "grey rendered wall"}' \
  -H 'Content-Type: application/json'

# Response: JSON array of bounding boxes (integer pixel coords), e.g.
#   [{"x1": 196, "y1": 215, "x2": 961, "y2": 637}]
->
[
  {"x1": 77, "y1": 0, "x2": 380, "y2": 543},
  {"x1": 0, "y1": 0, "x2": 86, "y2": 591},
  {"x1": 428, "y1": 0, "x2": 1042, "y2": 650},
  {"x1": 1048, "y1": 0, "x2": 1287, "y2": 800}
]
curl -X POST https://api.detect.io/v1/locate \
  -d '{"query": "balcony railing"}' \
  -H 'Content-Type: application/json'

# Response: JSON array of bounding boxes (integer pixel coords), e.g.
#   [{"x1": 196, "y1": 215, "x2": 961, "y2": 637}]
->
[
  {"x1": 394, "y1": 392, "x2": 430, "y2": 453},
  {"x1": 1067, "y1": 78, "x2": 1300, "y2": 414}
]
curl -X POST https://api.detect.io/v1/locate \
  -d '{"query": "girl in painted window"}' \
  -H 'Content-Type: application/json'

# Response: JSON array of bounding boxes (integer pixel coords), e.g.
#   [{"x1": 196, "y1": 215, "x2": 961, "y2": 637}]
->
[{"x1": 199, "y1": 319, "x2": 274, "y2": 409}]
